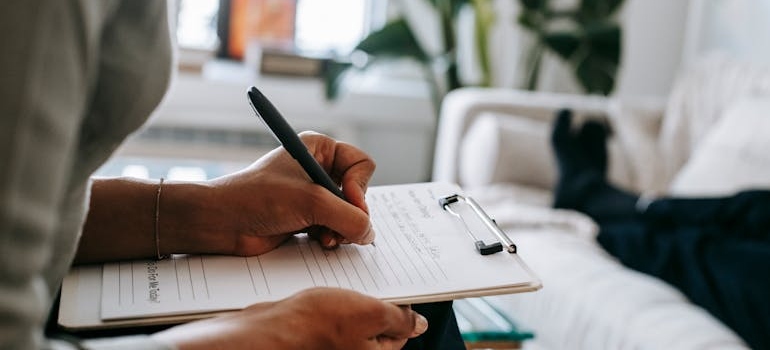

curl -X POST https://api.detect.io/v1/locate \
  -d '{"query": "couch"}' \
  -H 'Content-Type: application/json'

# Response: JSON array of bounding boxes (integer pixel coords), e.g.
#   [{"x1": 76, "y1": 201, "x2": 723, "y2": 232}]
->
[{"x1": 433, "y1": 55, "x2": 770, "y2": 349}]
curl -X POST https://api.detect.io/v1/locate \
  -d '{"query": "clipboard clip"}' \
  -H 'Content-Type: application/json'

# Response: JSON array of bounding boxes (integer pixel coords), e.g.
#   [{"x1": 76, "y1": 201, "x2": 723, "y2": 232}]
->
[{"x1": 439, "y1": 194, "x2": 518, "y2": 255}]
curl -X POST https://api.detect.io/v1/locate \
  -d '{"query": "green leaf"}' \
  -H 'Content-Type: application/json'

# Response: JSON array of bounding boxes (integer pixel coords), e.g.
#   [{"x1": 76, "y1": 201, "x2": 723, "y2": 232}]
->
[
  {"x1": 321, "y1": 60, "x2": 353, "y2": 101},
  {"x1": 520, "y1": 0, "x2": 545, "y2": 11},
  {"x1": 575, "y1": 53, "x2": 617, "y2": 95},
  {"x1": 517, "y1": 11, "x2": 542, "y2": 31},
  {"x1": 355, "y1": 19, "x2": 430, "y2": 62},
  {"x1": 472, "y1": 0, "x2": 495, "y2": 86},
  {"x1": 579, "y1": 0, "x2": 625, "y2": 21},
  {"x1": 584, "y1": 22, "x2": 621, "y2": 64},
  {"x1": 543, "y1": 32, "x2": 581, "y2": 60}
]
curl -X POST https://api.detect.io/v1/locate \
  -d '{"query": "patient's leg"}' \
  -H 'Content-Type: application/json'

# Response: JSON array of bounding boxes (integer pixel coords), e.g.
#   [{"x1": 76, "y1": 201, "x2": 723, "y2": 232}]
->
[{"x1": 550, "y1": 109, "x2": 639, "y2": 223}]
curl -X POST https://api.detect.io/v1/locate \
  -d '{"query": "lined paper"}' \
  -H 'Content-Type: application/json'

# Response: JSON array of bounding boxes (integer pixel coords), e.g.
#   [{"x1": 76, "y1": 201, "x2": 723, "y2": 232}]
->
[{"x1": 100, "y1": 182, "x2": 536, "y2": 321}]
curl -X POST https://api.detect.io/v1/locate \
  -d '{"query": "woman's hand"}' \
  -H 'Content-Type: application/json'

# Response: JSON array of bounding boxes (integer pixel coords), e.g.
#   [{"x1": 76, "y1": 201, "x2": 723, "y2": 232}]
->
[
  {"x1": 187, "y1": 131, "x2": 377, "y2": 256},
  {"x1": 152, "y1": 287, "x2": 427, "y2": 350}
]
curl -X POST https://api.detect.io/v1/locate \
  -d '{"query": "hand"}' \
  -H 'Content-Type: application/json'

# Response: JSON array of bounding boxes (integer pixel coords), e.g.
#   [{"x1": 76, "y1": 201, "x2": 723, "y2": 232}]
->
[
  {"x1": 192, "y1": 132, "x2": 377, "y2": 256},
  {"x1": 151, "y1": 287, "x2": 428, "y2": 350}
]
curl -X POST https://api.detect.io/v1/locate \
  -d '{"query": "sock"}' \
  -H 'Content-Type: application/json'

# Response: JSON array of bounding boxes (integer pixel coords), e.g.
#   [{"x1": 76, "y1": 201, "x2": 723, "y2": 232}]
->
[
  {"x1": 551, "y1": 109, "x2": 603, "y2": 210},
  {"x1": 577, "y1": 119, "x2": 609, "y2": 174},
  {"x1": 551, "y1": 109, "x2": 640, "y2": 222}
]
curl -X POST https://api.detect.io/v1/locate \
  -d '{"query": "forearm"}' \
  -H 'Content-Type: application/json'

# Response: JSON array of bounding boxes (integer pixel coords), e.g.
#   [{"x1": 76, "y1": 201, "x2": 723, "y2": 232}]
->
[{"x1": 74, "y1": 177, "x2": 230, "y2": 264}]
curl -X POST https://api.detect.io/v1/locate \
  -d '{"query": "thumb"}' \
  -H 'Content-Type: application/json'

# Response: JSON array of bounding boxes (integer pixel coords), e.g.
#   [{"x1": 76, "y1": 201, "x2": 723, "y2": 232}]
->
[{"x1": 379, "y1": 305, "x2": 429, "y2": 340}]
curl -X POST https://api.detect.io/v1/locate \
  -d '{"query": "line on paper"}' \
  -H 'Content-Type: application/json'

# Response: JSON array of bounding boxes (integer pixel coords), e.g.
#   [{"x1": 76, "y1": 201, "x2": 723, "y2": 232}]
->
[
  {"x1": 365, "y1": 246, "x2": 391, "y2": 288},
  {"x1": 131, "y1": 262, "x2": 135, "y2": 304},
  {"x1": 342, "y1": 248, "x2": 368, "y2": 292},
  {"x1": 187, "y1": 258, "x2": 196, "y2": 300},
  {"x1": 297, "y1": 243, "x2": 318, "y2": 287},
  {"x1": 173, "y1": 258, "x2": 181, "y2": 301},
  {"x1": 118, "y1": 264, "x2": 121, "y2": 306},
  {"x1": 353, "y1": 248, "x2": 381, "y2": 290},
  {"x1": 307, "y1": 242, "x2": 330, "y2": 286},
  {"x1": 244, "y1": 257, "x2": 259, "y2": 296},
  {"x1": 198, "y1": 257, "x2": 211, "y2": 299}
]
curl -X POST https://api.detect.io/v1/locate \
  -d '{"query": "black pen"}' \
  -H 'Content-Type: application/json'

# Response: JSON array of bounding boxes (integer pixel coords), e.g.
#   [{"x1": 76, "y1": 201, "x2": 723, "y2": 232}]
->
[
  {"x1": 247, "y1": 86, "x2": 376, "y2": 247},
  {"x1": 247, "y1": 86, "x2": 346, "y2": 199}
]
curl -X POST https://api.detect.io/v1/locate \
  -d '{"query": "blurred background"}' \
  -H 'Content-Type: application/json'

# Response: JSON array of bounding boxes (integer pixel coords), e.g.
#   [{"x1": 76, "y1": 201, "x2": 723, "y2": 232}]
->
[{"x1": 100, "y1": 0, "x2": 770, "y2": 185}]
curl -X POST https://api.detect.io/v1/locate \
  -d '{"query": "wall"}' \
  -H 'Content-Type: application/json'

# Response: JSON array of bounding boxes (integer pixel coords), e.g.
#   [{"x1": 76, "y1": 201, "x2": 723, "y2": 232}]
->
[
  {"x1": 132, "y1": 61, "x2": 436, "y2": 185},
  {"x1": 684, "y1": 0, "x2": 770, "y2": 65},
  {"x1": 614, "y1": 0, "x2": 691, "y2": 98}
]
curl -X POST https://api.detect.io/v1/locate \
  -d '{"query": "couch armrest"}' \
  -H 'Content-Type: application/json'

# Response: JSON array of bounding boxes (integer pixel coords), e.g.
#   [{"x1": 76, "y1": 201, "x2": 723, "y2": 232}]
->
[{"x1": 432, "y1": 88, "x2": 611, "y2": 187}]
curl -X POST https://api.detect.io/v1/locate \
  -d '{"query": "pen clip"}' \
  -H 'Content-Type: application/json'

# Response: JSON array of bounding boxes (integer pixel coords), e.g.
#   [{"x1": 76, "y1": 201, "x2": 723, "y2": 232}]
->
[{"x1": 439, "y1": 194, "x2": 517, "y2": 255}]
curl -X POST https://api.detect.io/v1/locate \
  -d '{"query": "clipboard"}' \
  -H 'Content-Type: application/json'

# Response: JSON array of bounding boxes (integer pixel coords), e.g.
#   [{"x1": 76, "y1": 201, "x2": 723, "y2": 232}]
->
[{"x1": 59, "y1": 182, "x2": 541, "y2": 331}]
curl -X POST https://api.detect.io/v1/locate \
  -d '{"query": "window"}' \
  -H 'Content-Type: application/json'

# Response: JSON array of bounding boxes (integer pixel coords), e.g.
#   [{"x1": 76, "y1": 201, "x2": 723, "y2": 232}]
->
[
  {"x1": 175, "y1": 0, "x2": 387, "y2": 55},
  {"x1": 294, "y1": 0, "x2": 369, "y2": 54}
]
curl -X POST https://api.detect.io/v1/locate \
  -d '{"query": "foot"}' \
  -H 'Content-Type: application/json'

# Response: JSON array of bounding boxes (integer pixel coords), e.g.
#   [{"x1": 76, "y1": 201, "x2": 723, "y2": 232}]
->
[{"x1": 550, "y1": 109, "x2": 609, "y2": 210}]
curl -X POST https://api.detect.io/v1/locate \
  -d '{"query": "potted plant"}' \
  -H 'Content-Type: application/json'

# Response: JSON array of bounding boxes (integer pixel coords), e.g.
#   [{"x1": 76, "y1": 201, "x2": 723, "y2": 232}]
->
[
  {"x1": 517, "y1": 0, "x2": 625, "y2": 95},
  {"x1": 325, "y1": 0, "x2": 625, "y2": 106},
  {"x1": 323, "y1": 0, "x2": 496, "y2": 114}
]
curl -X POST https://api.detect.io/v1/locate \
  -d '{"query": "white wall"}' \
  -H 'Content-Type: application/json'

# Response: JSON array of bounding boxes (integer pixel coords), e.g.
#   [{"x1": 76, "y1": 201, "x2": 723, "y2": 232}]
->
[
  {"x1": 684, "y1": 0, "x2": 770, "y2": 65},
  {"x1": 614, "y1": 0, "x2": 691, "y2": 98}
]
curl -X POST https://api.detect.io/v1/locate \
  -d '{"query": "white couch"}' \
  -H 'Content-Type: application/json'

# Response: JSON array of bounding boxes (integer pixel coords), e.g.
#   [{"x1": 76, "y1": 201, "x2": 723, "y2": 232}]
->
[{"x1": 433, "y1": 55, "x2": 770, "y2": 349}]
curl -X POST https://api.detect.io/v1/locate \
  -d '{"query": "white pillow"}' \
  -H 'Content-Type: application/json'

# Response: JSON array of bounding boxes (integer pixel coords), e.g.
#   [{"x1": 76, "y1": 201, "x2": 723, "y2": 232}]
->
[
  {"x1": 607, "y1": 99, "x2": 667, "y2": 194},
  {"x1": 458, "y1": 111, "x2": 633, "y2": 191},
  {"x1": 669, "y1": 96, "x2": 770, "y2": 196},
  {"x1": 459, "y1": 112, "x2": 555, "y2": 189}
]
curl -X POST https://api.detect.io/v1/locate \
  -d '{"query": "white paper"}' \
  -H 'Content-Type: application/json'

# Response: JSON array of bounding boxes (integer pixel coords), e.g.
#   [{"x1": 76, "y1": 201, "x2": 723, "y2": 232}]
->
[{"x1": 100, "y1": 182, "x2": 536, "y2": 321}]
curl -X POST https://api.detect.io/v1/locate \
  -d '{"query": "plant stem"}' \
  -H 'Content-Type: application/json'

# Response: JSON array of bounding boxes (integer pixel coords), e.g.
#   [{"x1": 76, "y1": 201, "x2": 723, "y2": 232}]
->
[{"x1": 525, "y1": 42, "x2": 543, "y2": 91}]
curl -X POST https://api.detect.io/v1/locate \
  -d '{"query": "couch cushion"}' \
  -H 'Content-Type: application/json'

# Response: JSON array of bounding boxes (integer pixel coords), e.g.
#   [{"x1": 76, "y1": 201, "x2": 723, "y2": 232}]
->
[
  {"x1": 458, "y1": 112, "x2": 633, "y2": 192},
  {"x1": 459, "y1": 112, "x2": 555, "y2": 189},
  {"x1": 669, "y1": 96, "x2": 770, "y2": 196},
  {"x1": 607, "y1": 99, "x2": 667, "y2": 194},
  {"x1": 659, "y1": 55, "x2": 770, "y2": 183}
]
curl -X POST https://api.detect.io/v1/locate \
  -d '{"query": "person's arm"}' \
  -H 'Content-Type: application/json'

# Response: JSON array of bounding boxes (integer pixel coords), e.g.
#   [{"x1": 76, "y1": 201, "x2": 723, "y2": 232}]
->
[
  {"x1": 77, "y1": 132, "x2": 431, "y2": 349},
  {"x1": 75, "y1": 132, "x2": 376, "y2": 264}
]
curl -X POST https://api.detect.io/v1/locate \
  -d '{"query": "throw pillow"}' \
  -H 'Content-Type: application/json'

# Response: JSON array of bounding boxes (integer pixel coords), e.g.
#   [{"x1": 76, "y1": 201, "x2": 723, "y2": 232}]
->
[{"x1": 669, "y1": 96, "x2": 770, "y2": 196}]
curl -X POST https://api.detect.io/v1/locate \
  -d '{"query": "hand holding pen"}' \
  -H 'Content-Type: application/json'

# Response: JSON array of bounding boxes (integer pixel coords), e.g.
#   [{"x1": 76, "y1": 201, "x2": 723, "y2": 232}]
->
[{"x1": 246, "y1": 86, "x2": 376, "y2": 249}]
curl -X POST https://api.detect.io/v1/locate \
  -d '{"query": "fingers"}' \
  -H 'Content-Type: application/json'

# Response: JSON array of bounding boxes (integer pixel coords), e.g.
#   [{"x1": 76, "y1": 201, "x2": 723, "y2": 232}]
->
[
  {"x1": 308, "y1": 227, "x2": 344, "y2": 249},
  {"x1": 296, "y1": 288, "x2": 428, "y2": 345},
  {"x1": 308, "y1": 190, "x2": 375, "y2": 245},
  {"x1": 299, "y1": 132, "x2": 376, "y2": 214},
  {"x1": 297, "y1": 132, "x2": 376, "y2": 246}
]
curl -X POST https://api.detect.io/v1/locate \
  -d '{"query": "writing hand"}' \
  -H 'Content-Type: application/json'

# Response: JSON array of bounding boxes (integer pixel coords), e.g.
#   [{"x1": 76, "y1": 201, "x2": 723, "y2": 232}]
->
[{"x1": 177, "y1": 132, "x2": 376, "y2": 256}]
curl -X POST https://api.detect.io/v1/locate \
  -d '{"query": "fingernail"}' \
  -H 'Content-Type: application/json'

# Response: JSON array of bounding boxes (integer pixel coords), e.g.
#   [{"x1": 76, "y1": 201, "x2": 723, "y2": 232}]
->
[
  {"x1": 414, "y1": 314, "x2": 428, "y2": 335},
  {"x1": 323, "y1": 236, "x2": 337, "y2": 249},
  {"x1": 359, "y1": 225, "x2": 375, "y2": 245}
]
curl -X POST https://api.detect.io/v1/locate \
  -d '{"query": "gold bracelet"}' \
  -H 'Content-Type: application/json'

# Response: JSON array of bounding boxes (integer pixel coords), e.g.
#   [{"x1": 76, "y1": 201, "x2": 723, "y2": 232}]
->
[{"x1": 155, "y1": 177, "x2": 170, "y2": 260}]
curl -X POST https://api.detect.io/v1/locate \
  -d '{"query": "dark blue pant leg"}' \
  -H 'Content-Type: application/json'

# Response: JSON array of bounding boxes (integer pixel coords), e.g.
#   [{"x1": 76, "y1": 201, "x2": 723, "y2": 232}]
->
[
  {"x1": 403, "y1": 301, "x2": 466, "y2": 350},
  {"x1": 596, "y1": 191, "x2": 770, "y2": 350}
]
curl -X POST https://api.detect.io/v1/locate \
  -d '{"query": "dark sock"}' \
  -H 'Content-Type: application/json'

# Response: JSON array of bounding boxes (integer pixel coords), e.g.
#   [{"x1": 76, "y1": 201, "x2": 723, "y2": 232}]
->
[
  {"x1": 581, "y1": 182, "x2": 641, "y2": 223},
  {"x1": 551, "y1": 109, "x2": 604, "y2": 209},
  {"x1": 577, "y1": 119, "x2": 609, "y2": 173},
  {"x1": 551, "y1": 109, "x2": 640, "y2": 222}
]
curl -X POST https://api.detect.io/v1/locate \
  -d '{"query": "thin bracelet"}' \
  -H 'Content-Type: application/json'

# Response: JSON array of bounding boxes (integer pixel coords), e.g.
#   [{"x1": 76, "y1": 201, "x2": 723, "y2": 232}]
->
[{"x1": 155, "y1": 177, "x2": 170, "y2": 260}]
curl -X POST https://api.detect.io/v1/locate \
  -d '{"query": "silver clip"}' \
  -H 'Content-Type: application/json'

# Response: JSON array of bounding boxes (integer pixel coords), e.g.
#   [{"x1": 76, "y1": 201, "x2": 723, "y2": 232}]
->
[{"x1": 439, "y1": 194, "x2": 517, "y2": 255}]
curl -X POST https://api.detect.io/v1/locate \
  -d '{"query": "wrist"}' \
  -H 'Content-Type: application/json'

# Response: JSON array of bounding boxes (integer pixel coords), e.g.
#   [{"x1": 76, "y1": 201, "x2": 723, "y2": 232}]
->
[{"x1": 158, "y1": 181, "x2": 232, "y2": 255}]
